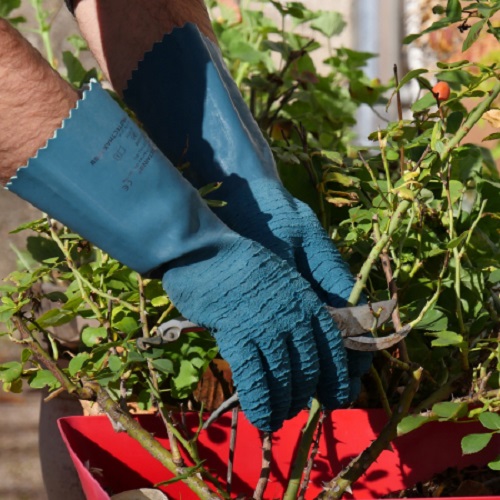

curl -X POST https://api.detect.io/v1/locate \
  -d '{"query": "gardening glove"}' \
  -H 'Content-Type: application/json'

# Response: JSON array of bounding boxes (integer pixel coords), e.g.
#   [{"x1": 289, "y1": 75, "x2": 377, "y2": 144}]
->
[
  {"x1": 6, "y1": 81, "x2": 350, "y2": 431},
  {"x1": 123, "y1": 24, "x2": 372, "y2": 400}
]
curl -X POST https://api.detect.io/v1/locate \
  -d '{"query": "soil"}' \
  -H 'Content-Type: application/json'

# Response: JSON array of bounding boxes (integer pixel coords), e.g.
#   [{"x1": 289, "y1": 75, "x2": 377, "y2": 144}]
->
[{"x1": 383, "y1": 465, "x2": 500, "y2": 498}]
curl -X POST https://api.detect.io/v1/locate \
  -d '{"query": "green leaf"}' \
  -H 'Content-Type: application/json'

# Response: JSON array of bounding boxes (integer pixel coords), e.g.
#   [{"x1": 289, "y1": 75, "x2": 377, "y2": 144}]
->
[
  {"x1": 448, "y1": 179, "x2": 464, "y2": 205},
  {"x1": 479, "y1": 412, "x2": 500, "y2": 431},
  {"x1": 446, "y1": 111, "x2": 464, "y2": 134},
  {"x1": 488, "y1": 455, "x2": 500, "y2": 471},
  {"x1": 151, "y1": 295, "x2": 170, "y2": 307},
  {"x1": 3, "y1": 378, "x2": 23, "y2": 393},
  {"x1": 403, "y1": 18, "x2": 454, "y2": 45},
  {"x1": 430, "y1": 330, "x2": 464, "y2": 347},
  {"x1": 108, "y1": 355, "x2": 123, "y2": 373},
  {"x1": 483, "y1": 132, "x2": 500, "y2": 141},
  {"x1": 432, "y1": 401, "x2": 468, "y2": 420},
  {"x1": 310, "y1": 11, "x2": 346, "y2": 38},
  {"x1": 398, "y1": 69, "x2": 428, "y2": 89},
  {"x1": 171, "y1": 359, "x2": 200, "y2": 399},
  {"x1": 447, "y1": 231, "x2": 467, "y2": 249},
  {"x1": 436, "y1": 60, "x2": 469, "y2": 69},
  {"x1": 413, "y1": 307, "x2": 448, "y2": 331},
  {"x1": 411, "y1": 92, "x2": 436, "y2": 113},
  {"x1": 21, "y1": 349, "x2": 32, "y2": 363},
  {"x1": 397, "y1": 415, "x2": 432, "y2": 436},
  {"x1": 113, "y1": 316, "x2": 140, "y2": 335},
  {"x1": 29, "y1": 370, "x2": 61, "y2": 390},
  {"x1": 431, "y1": 121, "x2": 443, "y2": 151},
  {"x1": 488, "y1": 269, "x2": 500, "y2": 284},
  {"x1": 435, "y1": 69, "x2": 474, "y2": 87},
  {"x1": 0, "y1": 0, "x2": 20, "y2": 17},
  {"x1": 36, "y1": 308, "x2": 76, "y2": 328},
  {"x1": 461, "y1": 433, "x2": 492, "y2": 455},
  {"x1": 67, "y1": 34, "x2": 88, "y2": 53},
  {"x1": 0, "y1": 361, "x2": 22, "y2": 383},
  {"x1": 82, "y1": 326, "x2": 108, "y2": 347},
  {"x1": 62, "y1": 51, "x2": 88, "y2": 87},
  {"x1": 446, "y1": 0, "x2": 462, "y2": 20},
  {"x1": 462, "y1": 19, "x2": 486, "y2": 52},
  {"x1": 26, "y1": 236, "x2": 63, "y2": 263},
  {"x1": 68, "y1": 353, "x2": 90, "y2": 376},
  {"x1": 152, "y1": 358, "x2": 174, "y2": 374}
]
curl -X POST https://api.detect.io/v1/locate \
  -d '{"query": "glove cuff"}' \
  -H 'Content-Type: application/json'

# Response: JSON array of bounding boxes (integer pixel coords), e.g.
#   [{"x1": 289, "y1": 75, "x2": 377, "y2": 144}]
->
[{"x1": 6, "y1": 80, "x2": 228, "y2": 275}]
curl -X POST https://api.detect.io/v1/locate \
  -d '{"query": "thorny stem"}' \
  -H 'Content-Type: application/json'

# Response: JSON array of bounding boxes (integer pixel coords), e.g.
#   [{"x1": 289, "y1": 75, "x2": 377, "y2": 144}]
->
[
  {"x1": 253, "y1": 432, "x2": 272, "y2": 500},
  {"x1": 12, "y1": 316, "x2": 78, "y2": 393},
  {"x1": 358, "y1": 152, "x2": 391, "y2": 207},
  {"x1": 378, "y1": 130, "x2": 394, "y2": 207},
  {"x1": 91, "y1": 382, "x2": 223, "y2": 500},
  {"x1": 372, "y1": 215, "x2": 409, "y2": 363},
  {"x1": 439, "y1": 80, "x2": 500, "y2": 162},
  {"x1": 409, "y1": 251, "x2": 449, "y2": 329},
  {"x1": 48, "y1": 219, "x2": 139, "y2": 314},
  {"x1": 393, "y1": 64, "x2": 405, "y2": 177},
  {"x1": 227, "y1": 407, "x2": 238, "y2": 495},
  {"x1": 137, "y1": 274, "x2": 185, "y2": 468},
  {"x1": 370, "y1": 365, "x2": 392, "y2": 418},
  {"x1": 283, "y1": 398, "x2": 322, "y2": 500},
  {"x1": 316, "y1": 368, "x2": 423, "y2": 499},
  {"x1": 47, "y1": 218, "x2": 101, "y2": 319},
  {"x1": 349, "y1": 200, "x2": 411, "y2": 305},
  {"x1": 298, "y1": 412, "x2": 325, "y2": 500},
  {"x1": 380, "y1": 350, "x2": 413, "y2": 372}
]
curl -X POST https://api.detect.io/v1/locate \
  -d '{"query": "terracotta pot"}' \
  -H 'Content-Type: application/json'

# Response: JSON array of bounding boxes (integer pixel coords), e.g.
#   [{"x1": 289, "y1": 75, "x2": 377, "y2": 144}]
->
[{"x1": 58, "y1": 409, "x2": 499, "y2": 499}]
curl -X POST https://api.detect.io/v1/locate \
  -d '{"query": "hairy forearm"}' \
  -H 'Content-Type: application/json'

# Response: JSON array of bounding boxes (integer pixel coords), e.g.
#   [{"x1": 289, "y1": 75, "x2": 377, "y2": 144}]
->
[
  {"x1": 0, "y1": 19, "x2": 78, "y2": 185},
  {"x1": 74, "y1": 0, "x2": 215, "y2": 93}
]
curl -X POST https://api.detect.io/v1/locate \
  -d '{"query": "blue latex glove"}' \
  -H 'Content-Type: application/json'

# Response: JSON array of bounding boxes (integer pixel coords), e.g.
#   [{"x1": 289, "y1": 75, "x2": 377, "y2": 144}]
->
[
  {"x1": 7, "y1": 82, "x2": 350, "y2": 430},
  {"x1": 124, "y1": 24, "x2": 372, "y2": 399}
]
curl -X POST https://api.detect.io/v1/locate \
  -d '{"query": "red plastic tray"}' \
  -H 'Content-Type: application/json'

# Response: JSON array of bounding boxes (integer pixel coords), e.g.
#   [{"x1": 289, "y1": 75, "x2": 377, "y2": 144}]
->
[{"x1": 58, "y1": 409, "x2": 499, "y2": 499}]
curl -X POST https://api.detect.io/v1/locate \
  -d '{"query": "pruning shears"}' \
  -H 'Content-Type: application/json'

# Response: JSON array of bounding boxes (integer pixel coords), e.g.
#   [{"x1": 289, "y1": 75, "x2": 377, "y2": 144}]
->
[{"x1": 137, "y1": 299, "x2": 411, "y2": 352}]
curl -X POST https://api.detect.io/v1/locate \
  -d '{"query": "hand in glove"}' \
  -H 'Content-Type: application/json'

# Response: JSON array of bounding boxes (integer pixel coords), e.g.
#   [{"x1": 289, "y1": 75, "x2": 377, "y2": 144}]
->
[
  {"x1": 123, "y1": 24, "x2": 372, "y2": 400},
  {"x1": 7, "y1": 81, "x2": 350, "y2": 430}
]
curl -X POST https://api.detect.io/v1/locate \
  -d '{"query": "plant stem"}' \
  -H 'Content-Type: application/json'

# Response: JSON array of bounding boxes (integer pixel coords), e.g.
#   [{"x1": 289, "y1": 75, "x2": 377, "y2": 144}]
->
[
  {"x1": 91, "y1": 382, "x2": 222, "y2": 500},
  {"x1": 283, "y1": 398, "x2": 322, "y2": 500},
  {"x1": 31, "y1": 0, "x2": 55, "y2": 67},
  {"x1": 137, "y1": 275, "x2": 187, "y2": 468},
  {"x1": 370, "y1": 365, "x2": 392, "y2": 418},
  {"x1": 48, "y1": 220, "x2": 139, "y2": 313},
  {"x1": 372, "y1": 215, "x2": 409, "y2": 362},
  {"x1": 393, "y1": 64, "x2": 405, "y2": 177},
  {"x1": 349, "y1": 200, "x2": 411, "y2": 305},
  {"x1": 253, "y1": 432, "x2": 272, "y2": 500},
  {"x1": 13, "y1": 316, "x2": 78, "y2": 393},
  {"x1": 298, "y1": 412, "x2": 325, "y2": 500},
  {"x1": 439, "y1": 80, "x2": 500, "y2": 163},
  {"x1": 378, "y1": 131, "x2": 394, "y2": 206},
  {"x1": 316, "y1": 367, "x2": 423, "y2": 499}
]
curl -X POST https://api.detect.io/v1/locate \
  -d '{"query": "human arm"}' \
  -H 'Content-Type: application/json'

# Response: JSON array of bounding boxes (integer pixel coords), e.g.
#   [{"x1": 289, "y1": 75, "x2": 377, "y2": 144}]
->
[
  {"x1": 71, "y1": 0, "x2": 215, "y2": 94},
  {"x1": 0, "y1": 18, "x2": 78, "y2": 185}
]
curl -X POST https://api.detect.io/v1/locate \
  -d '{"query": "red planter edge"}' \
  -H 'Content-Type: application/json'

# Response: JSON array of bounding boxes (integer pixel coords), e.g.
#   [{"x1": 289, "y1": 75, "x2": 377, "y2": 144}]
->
[{"x1": 58, "y1": 409, "x2": 500, "y2": 500}]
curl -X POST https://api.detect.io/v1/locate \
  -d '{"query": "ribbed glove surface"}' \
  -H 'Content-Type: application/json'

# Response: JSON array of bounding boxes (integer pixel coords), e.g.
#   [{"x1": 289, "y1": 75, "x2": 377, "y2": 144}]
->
[
  {"x1": 164, "y1": 233, "x2": 350, "y2": 430},
  {"x1": 124, "y1": 24, "x2": 372, "y2": 401}
]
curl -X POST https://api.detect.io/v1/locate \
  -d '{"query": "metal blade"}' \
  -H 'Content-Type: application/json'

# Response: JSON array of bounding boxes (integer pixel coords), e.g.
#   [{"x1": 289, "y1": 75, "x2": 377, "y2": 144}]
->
[
  {"x1": 326, "y1": 299, "x2": 397, "y2": 338},
  {"x1": 342, "y1": 324, "x2": 412, "y2": 351}
]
